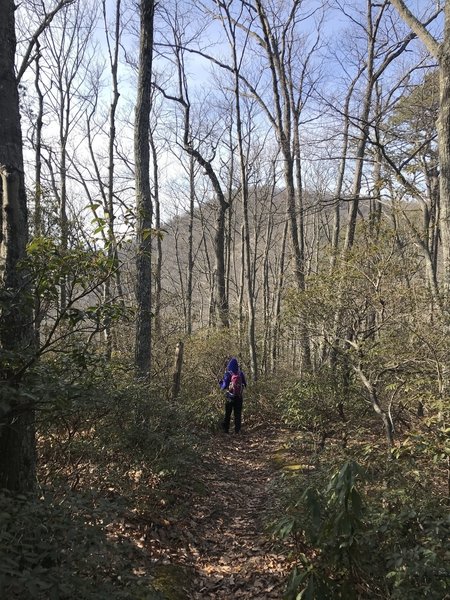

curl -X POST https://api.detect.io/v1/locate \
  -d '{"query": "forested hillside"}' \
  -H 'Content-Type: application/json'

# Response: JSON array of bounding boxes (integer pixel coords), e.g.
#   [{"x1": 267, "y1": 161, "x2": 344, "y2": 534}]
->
[{"x1": 0, "y1": 1, "x2": 449, "y2": 598}]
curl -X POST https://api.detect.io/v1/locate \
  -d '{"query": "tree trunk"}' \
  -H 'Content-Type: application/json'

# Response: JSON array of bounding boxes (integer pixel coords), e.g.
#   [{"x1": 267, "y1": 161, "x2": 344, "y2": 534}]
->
[
  {"x1": 253, "y1": 0, "x2": 311, "y2": 369},
  {"x1": 389, "y1": 0, "x2": 448, "y2": 297},
  {"x1": 104, "y1": 0, "x2": 125, "y2": 356},
  {"x1": 355, "y1": 366, "x2": 394, "y2": 448},
  {"x1": 134, "y1": 0, "x2": 155, "y2": 377},
  {"x1": 389, "y1": 0, "x2": 450, "y2": 386},
  {"x1": 181, "y1": 101, "x2": 229, "y2": 328},
  {"x1": 214, "y1": 198, "x2": 229, "y2": 328},
  {"x1": 229, "y1": 16, "x2": 257, "y2": 380},
  {"x1": 0, "y1": 0, "x2": 36, "y2": 492},
  {"x1": 33, "y1": 43, "x2": 44, "y2": 349},
  {"x1": 171, "y1": 341, "x2": 184, "y2": 400},
  {"x1": 186, "y1": 155, "x2": 195, "y2": 335},
  {"x1": 150, "y1": 127, "x2": 162, "y2": 338},
  {"x1": 34, "y1": 42, "x2": 43, "y2": 238},
  {"x1": 271, "y1": 219, "x2": 289, "y2": 373},
  {"x1": 438, "y1": 29, "x2": 450, "y2": 301},
  {"x1": 330, "y1": 72, "x2": 361, "y2": 271}
]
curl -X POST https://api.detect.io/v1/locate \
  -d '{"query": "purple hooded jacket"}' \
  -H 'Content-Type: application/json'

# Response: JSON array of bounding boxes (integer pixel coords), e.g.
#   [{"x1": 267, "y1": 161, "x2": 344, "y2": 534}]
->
[{"x1": 219, "y1": 357, "x2": 247, "y2": 394}]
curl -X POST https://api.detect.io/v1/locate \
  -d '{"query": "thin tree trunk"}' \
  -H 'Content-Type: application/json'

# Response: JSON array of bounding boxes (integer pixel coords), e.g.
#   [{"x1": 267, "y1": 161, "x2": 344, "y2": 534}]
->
[
  {"x1": 104, "y1": 0, "x2": 125, "y2": 356},
  {"x1": 330, "y1": 71, "x2": 362, "y2": 271},
  {"x1": 272, "y1": 219, "x2": 289, "y2": 373},
  {"x1": 34, "y1": 42, "x2": 43, "y2": 238},
  {"x1": 33, "y1": 43, "x2": 44, "y2": 349},
  {"x1": 227, "y1": 12, "x2": 257, "y2": 379},
  {"x1": 134, "y1": 0, "x2": 155, "y2": 377},
  {"x1": 59, "y1": 102, "x2": 68, "y2": 311},
  {"x1": 293, "y1": 121, "x2": 311, "y2": 371},
  {"x1": 186, "y1": 154, "x2": 195, "y2": 335},
  {"x1": 355, "y1": 366, "x2": 394, "y2": 448},
  {"x1": 438, "y1": 32, "x2": 450, "y2": 302},
  {"x1": 149, "y1": 128, "x2": 162, "y2": 337},
  {"x1": 238, "y1": 223, "x2": 245, "y2": 350},
  {"x1": 171, "y1": 341, "x2": 184, "y2": 400},
  {"x1": 262, "y1": 188, "x2": 275, "y2": 376},
  {"x1": 180, "y1": 100, "x2": 229, "y2": 327}
]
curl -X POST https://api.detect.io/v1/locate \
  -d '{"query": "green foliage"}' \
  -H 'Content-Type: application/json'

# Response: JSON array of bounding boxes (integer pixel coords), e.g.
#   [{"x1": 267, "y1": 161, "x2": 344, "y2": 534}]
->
[
  {"x1": 36, "y1": 357, "x2": 200, "y2": 487},
  {"x1": 26, "y1": 236, "x2": 113, "y2": 299},
  {"x1": 274, "y1": 460, "x2": 367, "y2": 600},
  {"x1": 1, "y1": 237, "x2": 131, "y2": 383},
  {"x1": 0, "y1": 490, "x2": 164, "y2": 600},
  {"x1": 275, "y1": 369, "x2": 359, "y2": 445},
  {"x1": 0, "y1": 352, "x2": 203, "y2": 598},
  {"x1": 270, "y1": 352, "x2": 448, "y2": 600},
  {"x1": 387, "y1": 69, "x2": 438, "y2": 172},
  {"x1": 378, "y1": 509, "x2": 449, "y2": 599},
  {"x1": 273, "y1": 443, "x2": 449, "y2": 599}
]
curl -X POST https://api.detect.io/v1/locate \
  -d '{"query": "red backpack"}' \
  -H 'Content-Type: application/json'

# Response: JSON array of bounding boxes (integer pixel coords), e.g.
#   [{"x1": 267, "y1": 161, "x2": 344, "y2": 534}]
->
[{"x1": 228, "y1": 371, "x2": 242, "y2": 398}]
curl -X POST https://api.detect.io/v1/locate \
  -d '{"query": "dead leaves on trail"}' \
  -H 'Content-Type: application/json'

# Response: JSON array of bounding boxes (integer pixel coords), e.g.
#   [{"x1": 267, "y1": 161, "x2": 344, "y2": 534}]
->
[
  {"x1": 124, "y1": 428, "x2": 296, "y2": 598},
  {"x1": 178, "y1": 430, "x2": 294, "y2": 599}
]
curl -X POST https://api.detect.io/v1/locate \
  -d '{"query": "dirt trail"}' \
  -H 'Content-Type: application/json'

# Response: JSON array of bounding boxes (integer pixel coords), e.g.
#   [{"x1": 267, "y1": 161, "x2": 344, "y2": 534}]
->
[{"x1": 182, "y1": 426, "x2": 293, "y2": 599}]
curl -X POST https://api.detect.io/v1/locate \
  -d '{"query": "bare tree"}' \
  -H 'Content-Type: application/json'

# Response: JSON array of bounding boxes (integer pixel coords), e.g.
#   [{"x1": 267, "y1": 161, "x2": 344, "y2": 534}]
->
[
  {"x1": 157, "y1": 6, "x2": 231, "y2": 328},
  {"x1": 16, "y1": 0, "x2": 76, "y2": 83},
  {"x1": 216, "y1": 0, "x2": 258, "y2": 379},
  {"x1": 240, "y1": 0, "x2": 324, "y2": 371},
  {"x1": 102, "y1": 0, "x2": 126, "y2": 355},
  {"x1": 38, "y1": 0, "x2": 99, "y2": 309},
  {"x1": 326, "y1": 0, "x2": 426, "y2": 368},
  {"x1": 389, "y1": 1, "x2": 449, "y2": 299},
  {"x1": 134, "y1": 0, "x2": 155, "y2": 377}
]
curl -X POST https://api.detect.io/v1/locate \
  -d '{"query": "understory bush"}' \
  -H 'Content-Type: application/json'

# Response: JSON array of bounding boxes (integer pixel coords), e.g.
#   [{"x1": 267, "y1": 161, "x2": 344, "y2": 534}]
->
[
  {"x1": 1, "y1": 351, "x2": 203, "y2": 599},
  {"x1": 275, "y1": 369, "x2": 363, "y2": 448},
  {"x1": 0, "y1": 490, "x2": 165, "y2": 600},
  {"x1": 272, "y1": 438, "x2": 449, "y2": 599}
]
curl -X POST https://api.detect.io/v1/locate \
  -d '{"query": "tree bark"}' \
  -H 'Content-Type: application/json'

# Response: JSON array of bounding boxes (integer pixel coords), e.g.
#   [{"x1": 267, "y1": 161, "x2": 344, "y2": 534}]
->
[
  {"x1": 104, "y1": 0, "x2": 125, "y2": 356},
  {"x1": 389, "y1": 0, "x2": 450, "y2": 298},
  {"x1": 0, "y1": 0, "x2": 36, "y2": 492},
  {"x1": 179, "y1": 92, "x2": 229, "y2": 328},
  {"x1": 149, "y1": 126, "x2": 162, "y2": 338},
  {"x1": 171, "y1": 341, "x2": 184, "y2": 400},
  {"x1": 134, "y1": 0, "x2": 155, "y2": 377},
  {"x1": 34, "y1": 42, "x2": 44, "y2": 238},
  {"x1": 355, "y1": 366, "x2": 394, "y2": 448},
  {"x1": 186, "y1": 155, "x2": 195, "y2": 335},
  {"x1": 438, "y1": 24, "x2": 450, "y2": 300}
]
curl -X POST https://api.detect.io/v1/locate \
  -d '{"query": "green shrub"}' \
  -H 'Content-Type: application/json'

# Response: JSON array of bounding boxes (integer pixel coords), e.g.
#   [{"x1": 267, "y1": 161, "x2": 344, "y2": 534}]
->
[
  {"x1": 273, "y1": 454, "x2": 449, "y2": 599},
  {"x1": 275, "y1": 369, "x2": 361, "y2": 446},
  {"x1": 275, "y1": 460, "x2": 367, "y2": 600},
  {"x1": 0, "y1": 491, "x2": 164, "y2": 600}
]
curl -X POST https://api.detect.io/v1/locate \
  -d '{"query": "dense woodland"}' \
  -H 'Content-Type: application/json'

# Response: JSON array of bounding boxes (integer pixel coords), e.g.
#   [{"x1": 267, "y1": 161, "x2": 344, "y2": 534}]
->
[{"x1": 0, "y1": 0, "x2": 449, "y2": 598}]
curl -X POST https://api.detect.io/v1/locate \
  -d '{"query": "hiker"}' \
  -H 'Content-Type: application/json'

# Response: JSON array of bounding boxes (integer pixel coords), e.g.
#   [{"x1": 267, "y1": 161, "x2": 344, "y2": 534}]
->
[{"x1": 218, "y1": 357, "x2": 247, "y2": 434}]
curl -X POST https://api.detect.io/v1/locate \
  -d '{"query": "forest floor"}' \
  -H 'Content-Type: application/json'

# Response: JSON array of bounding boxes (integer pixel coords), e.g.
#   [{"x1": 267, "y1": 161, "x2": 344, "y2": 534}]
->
[{"x1": 148, "y1": 424, "x2": 298, "y2": 599}]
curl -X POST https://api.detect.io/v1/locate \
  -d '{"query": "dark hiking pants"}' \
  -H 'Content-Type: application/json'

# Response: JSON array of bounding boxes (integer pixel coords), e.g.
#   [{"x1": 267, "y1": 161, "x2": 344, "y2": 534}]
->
[{"x1": 223, "y1": 396, "x2": 243, "y2": 433}]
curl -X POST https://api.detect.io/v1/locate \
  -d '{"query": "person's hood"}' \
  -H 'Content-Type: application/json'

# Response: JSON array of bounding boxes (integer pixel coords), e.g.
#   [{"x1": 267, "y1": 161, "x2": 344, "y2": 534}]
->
[{"x1": 227, "y1": 357, "x2": 239, "y2": 374}]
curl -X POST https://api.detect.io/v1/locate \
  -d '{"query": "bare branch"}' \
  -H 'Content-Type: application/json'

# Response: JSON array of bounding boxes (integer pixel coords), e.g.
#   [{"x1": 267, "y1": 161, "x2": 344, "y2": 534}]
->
[
  {"x1": 17, "y1": 0, "x2": 76, "y2": 82},
  {"x1": 389, "y1": 0, "x2": 441, "y2": 58}
]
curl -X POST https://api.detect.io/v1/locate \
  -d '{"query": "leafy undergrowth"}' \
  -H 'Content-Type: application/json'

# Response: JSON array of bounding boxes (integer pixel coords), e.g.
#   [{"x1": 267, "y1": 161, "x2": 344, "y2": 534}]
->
[
  {"x1": 2, "y1": 369, "x2": 448, "y2": 600},
  {"x1": 0, "y1": 372, "x2": 297, "y2": 600},
  {"x1": 1, "y1": 376, "x2": 203, "y2": 599},
  {"x1": 268, "y1": 426, "x2": 450, "y2": 600},
  {"x1": 0, "y1": 427, "x2": 296, "y2": 600},
  {"x1": 0, "y1": 488, "x2": 163, "y2": 600}
]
